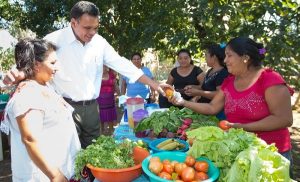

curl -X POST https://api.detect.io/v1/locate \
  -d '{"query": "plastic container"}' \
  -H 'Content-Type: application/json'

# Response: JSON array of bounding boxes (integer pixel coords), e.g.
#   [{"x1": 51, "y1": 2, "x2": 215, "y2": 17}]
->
[
  {"x1": 133, "y1": 109, "x2": 148, "y2": 127},
  {"x1": 142, "y1": 151, "x2": 220, "y2": 182},
  {"x1": 149, "y1": 138, "x2": 189, "y2": 153},
  {"x1": 126, "y1": 98, "x2": 144, "y2": 128},
  {"x1": 88, "y1": 146, "x2": 149, "y2": 182}
]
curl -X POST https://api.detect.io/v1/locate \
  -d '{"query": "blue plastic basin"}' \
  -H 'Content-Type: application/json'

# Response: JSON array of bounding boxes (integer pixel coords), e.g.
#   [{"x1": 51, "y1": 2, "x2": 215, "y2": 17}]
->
[
  {"x1": 149, "y1": 138, "x2": 189, "y2": 153},
  {"x1": 142, "y1": 151, "x2": 220, "y2": 182}
]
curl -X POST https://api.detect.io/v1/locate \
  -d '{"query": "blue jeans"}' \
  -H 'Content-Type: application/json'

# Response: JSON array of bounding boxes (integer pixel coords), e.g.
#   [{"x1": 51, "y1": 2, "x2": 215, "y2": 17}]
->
[{"x1": 280, "y1": 150, "x2": 293, "y2": 179}]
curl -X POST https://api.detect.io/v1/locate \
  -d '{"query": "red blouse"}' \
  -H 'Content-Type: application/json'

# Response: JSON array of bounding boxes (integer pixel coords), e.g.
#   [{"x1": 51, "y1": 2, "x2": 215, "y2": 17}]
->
[{"x1": 221, "y1": 68, "x2": 293, "y2": 152}]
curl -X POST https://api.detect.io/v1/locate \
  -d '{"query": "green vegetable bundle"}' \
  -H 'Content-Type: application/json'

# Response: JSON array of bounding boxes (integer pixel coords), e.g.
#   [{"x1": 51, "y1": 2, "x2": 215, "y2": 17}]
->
[
  {"x1": 134, "y1": 107, "x2": 218, "y2": 135},
  {"x1": 224, "y1": 146, "x2": 291, "y2": 182},
  {"x1": 186, "y1": 126, "x2": 290, "y2": 181},
  {"x1": 74, "y1": 136, "x2": 135, "y2": 179}
]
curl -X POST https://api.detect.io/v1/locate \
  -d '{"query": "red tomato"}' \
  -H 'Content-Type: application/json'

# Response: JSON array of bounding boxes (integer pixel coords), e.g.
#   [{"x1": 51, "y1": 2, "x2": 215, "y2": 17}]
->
[
  {"x1": 171, "y1": 160, "x2": 179, "y2": 168},
  {"x1": 162, "y1": 163, "x2": 174, "y2": 174},
  {"x1": 194, "y1": 171, "x2": 209, "y2": 181},
  {"x1": 219, "y1": 120, "x2": 231, "y2": 131},
  {"x1": 162, "y1": 159, "x2": 171, "y2": 165},
  {"x1": 185, "y1": 156, "x2": 196, "y2": 167},
  {"x1": 181, "y1": 167, "x2": 195, "y2": 182},
  {"x1": 149, "y1": 157, "x2": 161, "y2": 163},
  {"x1": 149, "y1": 161, "x2": 163, "y2": 175},
  {"x1": 174, "y1": 163, "x2": 187, "y2": 176},
  {"x1": 194, "y1": 161, "x2": 209, "y2": 173},
  {"x1": 158, "y1": 171, "x2": 172, "y2": 180}
]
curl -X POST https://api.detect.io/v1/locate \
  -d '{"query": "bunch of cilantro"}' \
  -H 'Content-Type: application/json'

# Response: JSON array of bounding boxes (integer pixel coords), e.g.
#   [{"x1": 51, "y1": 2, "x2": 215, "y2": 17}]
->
[{"x1": 74, "y1": 136, "x2": 135, "y2": 179}]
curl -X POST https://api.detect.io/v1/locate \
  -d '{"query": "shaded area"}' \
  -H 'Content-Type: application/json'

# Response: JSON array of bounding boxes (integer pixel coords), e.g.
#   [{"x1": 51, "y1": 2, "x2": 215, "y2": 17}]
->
[
  {"x1": 0, "y1": 133, "x2": 11, "y2": 182},
  {"x1": 290, "y1": 127, "x2": 300, "y2": 181}
]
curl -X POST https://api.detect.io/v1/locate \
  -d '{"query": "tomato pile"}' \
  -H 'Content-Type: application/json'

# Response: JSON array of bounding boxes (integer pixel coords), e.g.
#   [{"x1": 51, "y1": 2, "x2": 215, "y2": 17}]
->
[{"x1": 148, "y1": 155, "x2": 210, "y2": 182}]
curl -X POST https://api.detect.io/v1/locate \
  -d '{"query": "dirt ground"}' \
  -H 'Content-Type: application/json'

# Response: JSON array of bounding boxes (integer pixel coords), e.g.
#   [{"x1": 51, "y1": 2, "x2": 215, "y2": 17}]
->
[{"x1": 1, "y1": 111, "x2": 300, "y2": 182}]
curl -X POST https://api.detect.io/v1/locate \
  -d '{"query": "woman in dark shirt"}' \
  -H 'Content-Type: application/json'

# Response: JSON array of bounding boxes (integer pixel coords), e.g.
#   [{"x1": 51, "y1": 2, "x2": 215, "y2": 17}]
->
[
  {"x1": 159, "y1": 49, "x2": 204, "y2": 108},
  {"x1": 184, "y1": 44, "x2": 228, "y2": 119}
]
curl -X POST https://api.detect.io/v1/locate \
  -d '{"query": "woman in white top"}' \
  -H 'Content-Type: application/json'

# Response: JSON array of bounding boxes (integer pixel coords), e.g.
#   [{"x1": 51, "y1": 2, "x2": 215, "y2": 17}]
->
[{"x1": 2, "y1": 38, "x2": 81, "y2": 181}]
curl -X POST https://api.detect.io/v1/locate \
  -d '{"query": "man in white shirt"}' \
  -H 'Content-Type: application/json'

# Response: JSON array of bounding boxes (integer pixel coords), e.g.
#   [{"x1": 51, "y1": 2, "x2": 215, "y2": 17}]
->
[{"x1": 4, "y1": 1, "x2": 168, "y2": 149}]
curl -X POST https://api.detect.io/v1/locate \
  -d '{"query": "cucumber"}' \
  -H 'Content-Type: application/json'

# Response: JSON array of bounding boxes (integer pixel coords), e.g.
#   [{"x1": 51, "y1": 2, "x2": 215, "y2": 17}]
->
[
  {"x1": 159, "y1": 141, "x2": 179, "y2": 150},
  {"x1": 156, "y1": 139, "x2": 174, "y2": 149}
]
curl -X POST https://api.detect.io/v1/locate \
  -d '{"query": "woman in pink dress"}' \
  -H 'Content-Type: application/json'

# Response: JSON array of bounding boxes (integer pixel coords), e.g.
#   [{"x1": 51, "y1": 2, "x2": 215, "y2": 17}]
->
[
  {"x1": 97, "y1": 66, "x2": 120, "y2": 135},
  {"x1": 169, "y1": 37, "x2": 294, "y2": 164}
]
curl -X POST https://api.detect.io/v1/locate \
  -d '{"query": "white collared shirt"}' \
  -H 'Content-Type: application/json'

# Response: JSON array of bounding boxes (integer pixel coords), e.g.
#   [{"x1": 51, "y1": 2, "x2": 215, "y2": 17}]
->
[{"x1": 44, "y1": 25, "x2": 143, "y2": 101}]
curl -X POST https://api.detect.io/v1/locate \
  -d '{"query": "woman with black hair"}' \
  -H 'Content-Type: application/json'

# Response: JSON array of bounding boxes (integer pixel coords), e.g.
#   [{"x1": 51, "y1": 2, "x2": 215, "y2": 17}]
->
[
  {"x1": 159, "y1": 49, "x2": 204, "y2": 108},
  {"x1": 184, "y1": 44, "x2": 229, "y2": 119},
  {"x1": 1, "y1": 38, "x2": 80, "y2": 181},
  {"x1": 169, "y1": 37, "x2": 294, "y2": 167}
]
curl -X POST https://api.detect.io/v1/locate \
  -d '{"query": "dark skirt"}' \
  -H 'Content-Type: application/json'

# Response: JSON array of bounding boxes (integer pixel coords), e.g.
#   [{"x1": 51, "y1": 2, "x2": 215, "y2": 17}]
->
[{"x1": 96, "y1": 92, "x2": 117, "y2": 122}]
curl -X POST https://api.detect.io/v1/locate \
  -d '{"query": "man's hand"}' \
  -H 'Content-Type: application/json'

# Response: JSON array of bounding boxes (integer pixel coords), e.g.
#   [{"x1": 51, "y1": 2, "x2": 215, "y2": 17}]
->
[
  {"x1": 3, "y1": 69, "x2": 25, "y2": 86},
  {"x1": 154, "y1": 83, "x2": 173, "y2": 97}
]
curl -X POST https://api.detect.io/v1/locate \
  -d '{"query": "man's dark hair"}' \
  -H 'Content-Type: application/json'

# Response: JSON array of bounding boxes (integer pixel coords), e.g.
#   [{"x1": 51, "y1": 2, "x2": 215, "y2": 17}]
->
[{"x1": 70, "y1": 1, "x2": 99, "y2": 20}]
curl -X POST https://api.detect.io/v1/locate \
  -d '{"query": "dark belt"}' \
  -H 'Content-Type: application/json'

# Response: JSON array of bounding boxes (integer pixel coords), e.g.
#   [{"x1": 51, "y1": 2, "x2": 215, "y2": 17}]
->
[{"x1": 63, "y1": 97, "x2": 96, "y2": 106}]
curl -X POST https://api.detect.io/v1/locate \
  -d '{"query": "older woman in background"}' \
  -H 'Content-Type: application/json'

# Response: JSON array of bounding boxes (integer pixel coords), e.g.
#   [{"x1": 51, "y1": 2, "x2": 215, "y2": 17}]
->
[{"x1": 121, "y1": 52, "x2": 156, "y2": 103}]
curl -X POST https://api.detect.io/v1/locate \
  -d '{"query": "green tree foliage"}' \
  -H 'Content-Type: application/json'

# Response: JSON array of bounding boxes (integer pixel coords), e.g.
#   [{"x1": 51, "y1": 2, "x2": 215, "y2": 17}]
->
[
  {"x1": 187, "y1": 0, "x2": 300, "y2": 88},
  {"x1": 0, "y1": 48, "x2": 14, "y2": 71},
  {"x1": 0, "y1": 0, "x2": 299, "y2": 87}
]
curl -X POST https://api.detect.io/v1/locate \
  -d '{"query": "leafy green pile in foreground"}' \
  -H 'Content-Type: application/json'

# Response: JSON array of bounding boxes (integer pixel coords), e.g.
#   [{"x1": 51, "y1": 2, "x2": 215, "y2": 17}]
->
[
  {"x1": 74, "y1": 136, "x2": 135, "y2": 179},
  {"x1": 186, "y1": 126, "x2": 292, "y2": 181},
  {"x1": 224, "y1": 146, "x2": 291, "y2": 182}
]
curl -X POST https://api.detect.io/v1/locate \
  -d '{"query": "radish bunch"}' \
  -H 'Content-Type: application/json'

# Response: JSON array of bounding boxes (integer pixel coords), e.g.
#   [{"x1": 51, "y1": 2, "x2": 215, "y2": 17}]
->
[{"x1": 177, "y1": 118, "x2": 193, "y2": 140}]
